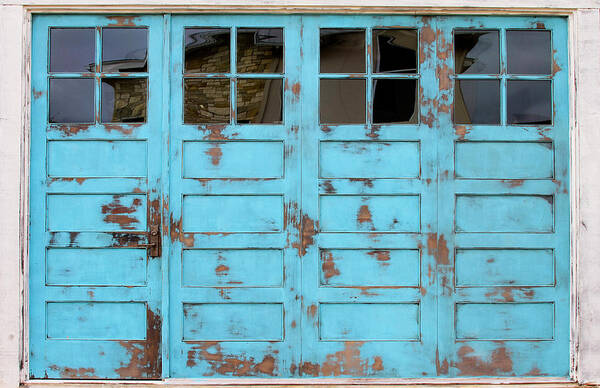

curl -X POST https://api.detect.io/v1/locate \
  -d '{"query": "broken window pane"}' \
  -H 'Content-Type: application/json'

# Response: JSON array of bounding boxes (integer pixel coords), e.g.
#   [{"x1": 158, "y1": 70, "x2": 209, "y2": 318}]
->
[
  {"x1": 320, "y1": 29, "x2": 365, "y2": 74},
  {"x1": 101, "y1": 78, "x2": 147, "y2": 123},
  {"x1": 49, "y1": 78, "x2": 95, "y2": 123},
  {"x1": 183, "y1": 78, "x2": 230, "y2": 124},
  {"x1": 455, "y1": 30, "x2": 500, "y2": 74},
  {"x1": 507, "y1": 30, "x2": 551, "y2": 75},
  {"x1": 507, "y1": 80, "x2": 552, "y2": 125},
  {"x1": 102, "y1": 28, "x2": 148, "y2": 72},
  {"x1": 237, "y1": 28, "x2": 284, "y2": 74},
  {"x1": 372, "y1": 29, "x2": 418, "y2": 73},
  {"x1": 454, "y1": 79, "x2": 500, "y2": 124},
  {"x1": 236, "y1": 78, "x2": 283, "y2": 123},
  {"x1": 185, "y1": 28, "x2": 231, "y2": 73},
  {"x1": 372, "y1": 79, "x2": 418, "y2": 124},
  {"x1": 320, "y1": 79, "x2": 366, "y2": 124},
  {"x1": 50, "y1": 28, "x2": 95, "y2": 73}
]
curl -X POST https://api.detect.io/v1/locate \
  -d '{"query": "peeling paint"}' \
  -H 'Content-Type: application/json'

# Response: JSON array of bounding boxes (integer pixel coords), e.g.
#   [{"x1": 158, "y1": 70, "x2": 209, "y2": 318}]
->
[
  {"x1": 187, "y1": 342, "x2": 277, "y2": 376},
  {"x1": 300, "y1": 342, "x2": 384, "y2": 376},
  {"x1": 115, "y1": 307, "x2": 161, "y2": 379}
]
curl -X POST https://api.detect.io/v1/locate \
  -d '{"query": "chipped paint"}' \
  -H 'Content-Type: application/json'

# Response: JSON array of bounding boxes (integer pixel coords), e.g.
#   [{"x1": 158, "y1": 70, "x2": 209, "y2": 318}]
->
[
  {"x1": 453, "y1": 346, "x2": 513, "y2": 376},
  {"x1": 186, "y1": 342, "x2": 277, "y2": 376},
  {"x1": 321, "y1": 251, "x2": 341, "y2": 279},
  {"x1": 300, "y1": 342, "x2": 384, "y2": 376},
  {"x1": 101, "y1": 196, "x2": 142, "y2": 230},
  {"x1": 115, "y1": 307, "x2": 161, "y2": 378}
]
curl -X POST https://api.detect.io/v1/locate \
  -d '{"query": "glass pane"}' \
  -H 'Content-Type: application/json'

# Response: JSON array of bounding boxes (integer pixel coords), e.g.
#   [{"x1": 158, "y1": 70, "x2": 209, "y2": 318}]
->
[
  {"x1": 454, "y1": 30, "x2": 500, "y2": 74},
  {"x1": 185, "y1": 28, "x2": 230, "y2": 73},
  {"x1": 320, "y1": 29, "x2": 365, "y2": 74},
  {"x1": 101, "y1": 78, "x2": 147, "y2": 123},
  {"x1": 237, "y1": 28, "x2": 284, "y2": 74},
  {"x1": 454, "y1": 80, "x2": 500, "y2": 124},
  {"x1": 49, "y1": 78, "x2": 94, "y2": 123},
  {"x1": 373, "y1": 79, "x2": 418, "y2": 124},
  {"x1": 320, "y1": 79, "x2": 366, "y2": 124},
  {"x1": 507, "y1": 30, "x2": 551, "y2": 75},
  {"x1": 237, "y1": 78, "x2": 283, "y2": 124},
  {"x1": 183, "y1": 78, "x2": 230, "y2": 124},
  {"x1": 507, "y1": 80, "x2": 552, "y2": 125},
  {"x1": 373, "y1": 29, "x2": 418, "y2": 73},
  {"x1": 50, "y1": 28, "x2": 95, "y2": 73},
  {"x1": 102, "y1": 28, "x2": 148, "y2": 72}
]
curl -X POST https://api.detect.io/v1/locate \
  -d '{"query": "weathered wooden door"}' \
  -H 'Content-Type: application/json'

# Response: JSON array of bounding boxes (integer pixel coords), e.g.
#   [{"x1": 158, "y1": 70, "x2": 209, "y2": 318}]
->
[
  {"x1": 29, "y1": 13, "x2": 570, "y2": 380},
  {"x1": 29, "y1": 15, "x2": 166, "y2": 379}
]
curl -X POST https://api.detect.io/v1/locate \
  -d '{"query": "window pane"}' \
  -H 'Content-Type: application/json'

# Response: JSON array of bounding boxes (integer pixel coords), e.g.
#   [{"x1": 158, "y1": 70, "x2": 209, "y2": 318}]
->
[
  {"x1": 237, "y1": 28, "x2": 283, "y2": 74},
  {"x1": 185, "y1": 28, "x2": 230, "y2": 73},
  {"x1": 454, "y1": 80, "x2": 500, "y2": 124},
  {"x1": 320, "y1": 79, "x2": 366, "y2": 124},
  {"x1": 455, "y1": 30, "x2": 500, "y2": 74},
  {"x1": 507, "y1": 30, "x2": 551, "y2": 75},
  {"x1": 320, "y1": 29, "x2": 365, "y2": 74},
  {"x1": 49, "y1": 78, "x2": 94, "y2": 123},
  {"x1": 184, "y1": 78, "x2": 230, "y2": 124},
  {"x1": 373, "y1": 29, "x2": 418, "y2": 74},
  {"x1": 101, "y1": 78, "x2": 147, "y2": 123},
  {"x1": 237, "y1": 78, "x2": 283, "y2": 124},
  {"x1": 50, "y1": 28, "x2": 95, "y2": 73},
  {"x1": 102, "y1": 28, "x2": 148, "y2": 72},
  {"x1": 507, "y1": 80, "x2": 552, "y2": 125},
  {"x1": 373, "y1": 79, "x2": 418, "y2": 124}
]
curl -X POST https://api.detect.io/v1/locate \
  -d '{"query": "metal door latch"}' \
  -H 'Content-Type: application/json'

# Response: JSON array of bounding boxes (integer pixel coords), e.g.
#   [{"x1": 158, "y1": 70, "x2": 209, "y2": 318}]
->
[{"x1": 146, "y1": 224, "x2": 161, "y2": 257}]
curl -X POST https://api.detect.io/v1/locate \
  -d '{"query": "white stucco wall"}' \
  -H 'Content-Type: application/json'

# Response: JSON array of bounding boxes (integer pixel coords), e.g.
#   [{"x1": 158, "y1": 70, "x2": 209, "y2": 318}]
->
[{"x1": 1, "y1": 1, "x2": 600, "y2": 386}]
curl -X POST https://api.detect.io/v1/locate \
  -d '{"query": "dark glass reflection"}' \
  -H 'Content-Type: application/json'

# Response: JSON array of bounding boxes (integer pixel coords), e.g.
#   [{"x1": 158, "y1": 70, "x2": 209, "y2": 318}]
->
[
  {"x1": 101, "y1": 78, "x2": 147, "y2": 123},
  {"x1": 237, "y1": 28, "x2": 283, "y2": 74},
  {"x1": 507, "y1": 30, "x2": 551, "y2": 75},
  {"x1": 237, "y1": 79, "x2": 283, "y2": 124},
  {"x1": 50, "y1": 28, "x2": 95, "y2": 73},
  {"x1": 320, "y1": 29, "x2": 365, "y2": 74},
  {"x1": 373, "y1": 79, "x2": 418, "y2": 124},
  {"x1": 102, "y1": 28, "x2": 148, "y2": 72},
  {"x1": 454, "y1": 80, "x2": 500, "y2": 124},
  {"x1": 185, "y1": 28, "x2": 230, "y2": 73},
  {"x1": 49, "y1": 78, "x2": 94, "y2": 123},
  {"x1": 455, "y1": 30, "x2": 500, "y2": 74},
  {"x1": 183, "y1": 78, "x2": 230, "y2": 124},
  {"x1": 373, "y1": 29, "x2": 418, "y2": 73},
  {"x1": 320, "y1": 79, "x2": 366, "y2": 124},
  {"x1": 507, "y1": 80, "x2": 552, "y2": 125}
]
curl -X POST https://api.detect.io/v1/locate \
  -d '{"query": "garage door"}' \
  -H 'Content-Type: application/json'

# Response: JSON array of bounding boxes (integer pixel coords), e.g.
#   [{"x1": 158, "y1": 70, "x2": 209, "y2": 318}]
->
[{"x1": 29, "y1": 14, "x2": 570, "y2": 379}]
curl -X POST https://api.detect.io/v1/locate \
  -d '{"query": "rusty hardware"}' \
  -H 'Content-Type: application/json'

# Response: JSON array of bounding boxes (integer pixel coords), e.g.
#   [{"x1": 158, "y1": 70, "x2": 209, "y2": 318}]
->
[{"x1": 137, "y1": 224, "x2": 161, "y2": 257}]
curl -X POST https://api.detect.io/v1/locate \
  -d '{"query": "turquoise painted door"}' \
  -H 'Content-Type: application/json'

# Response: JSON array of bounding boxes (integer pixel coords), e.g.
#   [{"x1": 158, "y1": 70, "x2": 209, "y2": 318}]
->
[
  {"x1": 29, "y1": 15, "x2": 166, "y2": 379},
  {"x1": 29, "y1": 14, "x2": 570, "y2": 380}
]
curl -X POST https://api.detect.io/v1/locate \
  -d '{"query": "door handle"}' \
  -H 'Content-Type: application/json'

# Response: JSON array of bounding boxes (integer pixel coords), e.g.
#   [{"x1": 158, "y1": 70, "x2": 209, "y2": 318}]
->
[{"x1": 138, "y1": 224, "x2": 161, "y2": 257}]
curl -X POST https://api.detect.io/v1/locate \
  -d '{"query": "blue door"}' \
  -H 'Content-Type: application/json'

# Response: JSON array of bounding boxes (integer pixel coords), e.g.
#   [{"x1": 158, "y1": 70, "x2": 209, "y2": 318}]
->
[
  {"x1": 30, "y1": 14, "x2": 570, "y2": 380},
  {"x1": 29, "y1": 15, "x2": 166, "y2": 379}
]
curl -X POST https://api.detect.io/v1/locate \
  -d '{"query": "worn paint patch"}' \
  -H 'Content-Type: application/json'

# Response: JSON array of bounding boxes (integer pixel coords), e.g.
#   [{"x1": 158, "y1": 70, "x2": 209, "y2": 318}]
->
[
  {"x1": 106, "y1": 16, "x2": 139, "y2": 26},
  {"x1": 115, "y1": 307, "x2": 161, "y2": 379},
  {"x1": 300, "y1": 342, "x2": 383, "y2": 377},
  {"x1": 484, "y1": 287, "x2": 535, "y2": 302},
  {"x1": 426, "y1": 233, "x2": 449, "y2": 265},
  {"x1": 49, "y1": 365, "x2": 96, "y2": 378},
  {"x1": 205, "y1": 144, "x2": 223, "y2": 166},
  {"x1": 452, "y1": 346, "x2": 513, "y2": 376},
  {"x1": 357, "y1": 205, "x2": 373, "y2": 227},
  {"x1": 366, "y1": 250, "x2": 390, "y2": 267},
  {"x1": 101, "y1": 196, "x2": 142, "y2": 230},
  {"x1": 186, "y1": 342, "x2": 277, "y2": 376},
  {"x1": 321, "y1": 251, "x2": 341, "y2": 279}
]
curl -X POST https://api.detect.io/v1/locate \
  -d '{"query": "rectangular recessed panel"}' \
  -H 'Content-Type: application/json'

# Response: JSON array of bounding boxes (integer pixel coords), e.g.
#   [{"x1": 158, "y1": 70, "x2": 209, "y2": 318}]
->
[
  {"x1": 456, "y1": 249, "x2": 554, "y2": 287},
  {"x1": 320, "y1": 249, "x2": 419, "y2": 287},
  {"x1": 47, "y1": 248, "x2": 147, "y2": 286},
  {"x1": 46, "y1": 302, "x2": 147, "y2": 340},
  {"x1": 47, "y1": 140, "x2": 147, "y2": 177},
  {"x1": 320, "y1": 195, "x2": 420, "y2": 232},
  {"x1": 455, "y1": 195, "x2": 553, "y2": 233},
  {"x1": 182, "y1": 195, "x2": 283, "y2": 232},
  {"x1": 455, "y1": 303, "x2": 554, "y2": 340},
  {"x1": 47, "y1": 194, "x2": 147, "y2": 232},
  {"x1": 182, "y1": 303, "x2": 283, "y2": 341},
  {"x1": 182, "y1": 249, "x2": 283, "y2": 287},
  {"x1": 320, "y1": 303, "x2": 420, "y2": 341},
  {"x1": 319, "y1": 141, "x2": 420, "y2": 178},
  {"x1": 455, "y1": 141, "x2": 553, "y2": 179},
  {"x1": 183, "y1": 141, "x2": 284, "y2": 179}
]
